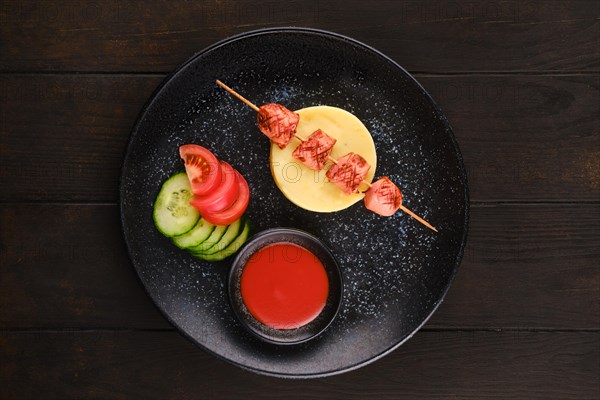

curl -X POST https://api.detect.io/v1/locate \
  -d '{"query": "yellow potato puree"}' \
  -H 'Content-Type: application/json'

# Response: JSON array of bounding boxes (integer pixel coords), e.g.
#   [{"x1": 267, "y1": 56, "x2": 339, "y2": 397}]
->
[{"x1": 270, "y1": 106, "x2": 377, "y2": 212}]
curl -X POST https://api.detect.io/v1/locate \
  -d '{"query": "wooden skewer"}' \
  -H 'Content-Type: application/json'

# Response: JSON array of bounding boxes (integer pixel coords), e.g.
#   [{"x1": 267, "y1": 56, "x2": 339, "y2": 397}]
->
[
  {"x1": 217, "y1": 80, "x2": 339, "y2": 165},
  {"x1": 216, "y1": 80, "x2": 260, "y2": 112},
  {"x1": 400, "y1": 205, "x2": 438, "y2": 232},
  {"x1": 357, "y1": 180, "x2": 436, "y2": 232},
  {"x1": 216, "y1": 80, "x2": 437, "y2": 232}
]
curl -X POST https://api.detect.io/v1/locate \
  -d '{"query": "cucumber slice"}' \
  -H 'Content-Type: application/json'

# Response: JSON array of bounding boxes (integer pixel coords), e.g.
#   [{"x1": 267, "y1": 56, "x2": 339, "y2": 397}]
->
[
  {"x1": 153, "y1": 173, "x2": 200, "y2": 237},
  {"x1": 188, "y1": 224, "x2": 227, "y2": 253},
  {"x1": 172, "y1": 218, "x2": 215, "y2": 249},
  {"x1": 191, "y1": 217, "x2": 243, "y2": 256},
  {"x1": 194, "y1": 220, "x2": 252, "y2": 262}
]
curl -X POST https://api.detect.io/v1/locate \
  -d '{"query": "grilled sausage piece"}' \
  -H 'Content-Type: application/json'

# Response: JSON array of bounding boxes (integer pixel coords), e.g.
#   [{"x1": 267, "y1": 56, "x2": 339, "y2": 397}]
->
[
  {"x1": 257, "y1": 103, "x2": 299, "y2": 149},
  {"x1": 325, "y1": 152, "x2": 371, "y2": 194},
  {"x1": 292, "y1": 129, "x2": 337, "y2": 171}
]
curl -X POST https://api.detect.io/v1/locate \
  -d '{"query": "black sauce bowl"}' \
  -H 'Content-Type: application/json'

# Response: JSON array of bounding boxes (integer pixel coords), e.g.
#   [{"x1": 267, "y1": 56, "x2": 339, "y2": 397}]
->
[{"x1": 228, "y1": 228, "x2": 343, "y2": 345}]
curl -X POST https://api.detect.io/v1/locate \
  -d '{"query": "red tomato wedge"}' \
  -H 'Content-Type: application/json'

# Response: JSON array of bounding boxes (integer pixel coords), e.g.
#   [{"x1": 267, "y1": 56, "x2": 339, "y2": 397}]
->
[
  {"x1": 179, "y1": 145, "x2": 221, "y2": 195},
  {"x1": 189, "y1": 161, "x2": 240, "y2": 214},
  {"x1": 364, "y1": 176, "x2": 403, "y2": 216},
  {"x1": 201, "y1": 172, "x2": 250, "y2": 226}
]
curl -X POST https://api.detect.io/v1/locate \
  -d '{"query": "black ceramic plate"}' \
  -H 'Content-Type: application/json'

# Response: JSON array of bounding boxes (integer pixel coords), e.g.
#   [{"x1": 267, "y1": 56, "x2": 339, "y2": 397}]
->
[{"x1": 120, "y1": 27, "x2": 469, "y2": 378}]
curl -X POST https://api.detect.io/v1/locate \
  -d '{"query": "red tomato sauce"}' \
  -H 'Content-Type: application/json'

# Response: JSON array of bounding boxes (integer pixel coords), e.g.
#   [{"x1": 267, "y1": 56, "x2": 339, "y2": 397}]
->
[{"x1": 240, "y1": 242, "x2": 329, "y2": 330}]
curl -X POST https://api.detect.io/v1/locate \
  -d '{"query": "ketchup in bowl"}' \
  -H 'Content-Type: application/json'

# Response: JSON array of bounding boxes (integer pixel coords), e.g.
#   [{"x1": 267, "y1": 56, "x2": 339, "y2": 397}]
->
[
  {"x1": 228, "y1": 228, "x2": 342, "y2": 345},
  {"x1": 240, "y1": 242, "x2": 329, "y2": 330}
]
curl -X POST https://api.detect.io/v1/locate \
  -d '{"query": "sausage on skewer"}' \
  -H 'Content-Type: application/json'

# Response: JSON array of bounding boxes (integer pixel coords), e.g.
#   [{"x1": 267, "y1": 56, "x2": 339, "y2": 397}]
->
[
  {"x1": 326, "y1": 152, "x2": 371, "y2": 195},
  {"x1": 292, "y1": 129, "x2": 337, "y2": 171},
  {"x1": 257, "y1": 103, "x2": 299, "y2": 149},
  {"x1": 364, "y1": 176, "x2": 402, "y2": 217},
  {"x1": 215, "y1": 80, "x2": 437, "y2": 232}
]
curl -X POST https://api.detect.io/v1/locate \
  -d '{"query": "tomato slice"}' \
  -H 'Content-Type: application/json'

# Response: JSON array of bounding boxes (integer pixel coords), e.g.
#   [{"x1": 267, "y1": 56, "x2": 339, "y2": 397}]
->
[
  {"x1": 364, "y1": 176, "x2": 402, "y2": 216},
  {"x1": 179, "y1": 144, "x2": 222, "y2": 195},
  {"x1": 189, "y1": 161, "x2": 240, "y2": 214},
  {"x1": 201, "y1": 172, "x2": 250, "y2": 226}
]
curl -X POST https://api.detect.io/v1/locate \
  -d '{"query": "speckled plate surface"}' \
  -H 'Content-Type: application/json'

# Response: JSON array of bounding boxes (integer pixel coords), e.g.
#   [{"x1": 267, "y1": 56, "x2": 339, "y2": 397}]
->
[{"x1": 120, "y1": 27, "x2": 469, "y2": 378}]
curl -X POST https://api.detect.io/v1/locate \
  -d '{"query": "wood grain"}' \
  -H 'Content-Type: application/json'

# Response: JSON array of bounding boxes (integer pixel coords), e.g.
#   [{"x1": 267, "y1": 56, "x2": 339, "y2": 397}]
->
[
  {"x1": 421, "y1": 75, "x2": 600, "y2": 202},
  {"x1": 427, "y1": 203, "x2": 600, "y2": 329},
  {"x1": 1, "y1": 74, "x2": 598, "y2": 202},
  {"x1": 0, "y1": 330, "x2": 597, "y2": 399},
  {"x1": 1, "y1": 203, "x2": 597, "y2": 330},
  {"x1": 0, "y1": 204, "x2": 170, "y2": 330},
  {"x1": 0, "y1": 74, "x2": 163, "y2": 202},
  {"x1": 0, "y1": 1, "x2": 597, "y2": 73}
]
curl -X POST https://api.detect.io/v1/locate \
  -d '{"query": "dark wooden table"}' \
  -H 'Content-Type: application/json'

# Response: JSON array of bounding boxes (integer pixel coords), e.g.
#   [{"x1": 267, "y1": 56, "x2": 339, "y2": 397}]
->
[{"x1": 1, "y1": 1, "x2": 598, "y2": 398}]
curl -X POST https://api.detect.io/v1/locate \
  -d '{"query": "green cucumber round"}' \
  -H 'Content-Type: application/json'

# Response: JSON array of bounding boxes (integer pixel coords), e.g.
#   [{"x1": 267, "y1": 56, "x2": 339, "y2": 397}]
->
[
  {"x1": 172, "y1": 218, "x2": 215, "y2": 249},
  {"x1": 153, "y1": 172, "x2": 199, "y2": 237},
  {"x1": 191, "y1": 218, "x2": 244, "y2": 256},
  {"x1": 188, "y1": 224, "x2": 227, "y2": 253},
  {"x1": 194, "y1": 219, "x2": 252, "y2": 262}
]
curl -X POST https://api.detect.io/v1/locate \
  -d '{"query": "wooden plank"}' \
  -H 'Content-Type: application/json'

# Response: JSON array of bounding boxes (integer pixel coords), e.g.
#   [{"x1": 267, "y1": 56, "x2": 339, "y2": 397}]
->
[
  {"x1": 1, "y1": 203, "x2": 597, "y2": 330},
  {"x1": 0, "y1": 1, "x2": 598, "y2": 73},
  {"x1": 421, "y1": 75, "x2": 600, "y2": 202},
  {"x1": 1, "y1": 74, "x2": 598, "y2": 202},
  {"x1": 0, "y1": 74, "x2": 164, "y2": 202},
  {"x1": 427, "y1": 203, "x2": 600, "y2": 329},
  {"x1": 0, "y1": 204, "x2": 171, "y2": 330},
  {"x1": 0, "y1": 330, "x2": 597, "y2": 399}
]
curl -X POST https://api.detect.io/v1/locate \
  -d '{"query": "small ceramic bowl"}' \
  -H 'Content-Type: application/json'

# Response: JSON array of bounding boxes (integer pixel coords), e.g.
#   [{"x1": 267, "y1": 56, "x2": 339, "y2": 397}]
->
[{"x1": 228, "y1": 228, "x2": 343, "y2": 345}]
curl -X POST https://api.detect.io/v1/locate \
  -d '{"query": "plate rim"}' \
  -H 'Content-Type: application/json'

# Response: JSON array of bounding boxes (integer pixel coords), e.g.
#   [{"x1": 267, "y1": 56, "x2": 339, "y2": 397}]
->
[{"x1": 119, "y1": 26, "x2": 470, "y2": 378}]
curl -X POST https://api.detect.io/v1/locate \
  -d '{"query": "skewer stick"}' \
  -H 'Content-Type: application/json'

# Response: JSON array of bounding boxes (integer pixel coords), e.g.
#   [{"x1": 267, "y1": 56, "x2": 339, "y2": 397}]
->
[
  {"x1": 216, "y1": 80, "x2": 260, "y2": 112},
  {"x1": 216, "y1": 80, "x2": 437, "y2": 232},
  {"x1": 399, "y1": 205, "x2": 438, "y2": 232},
  {"x1": 356, "y1": 179, "x2": 436, "y2": 231},
  {"x1": 356, "y1": 180, "x2": 436, "y2": 231},
  {"x1": 217, "y1": 81, "x2": 319, "y2": 147}
]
